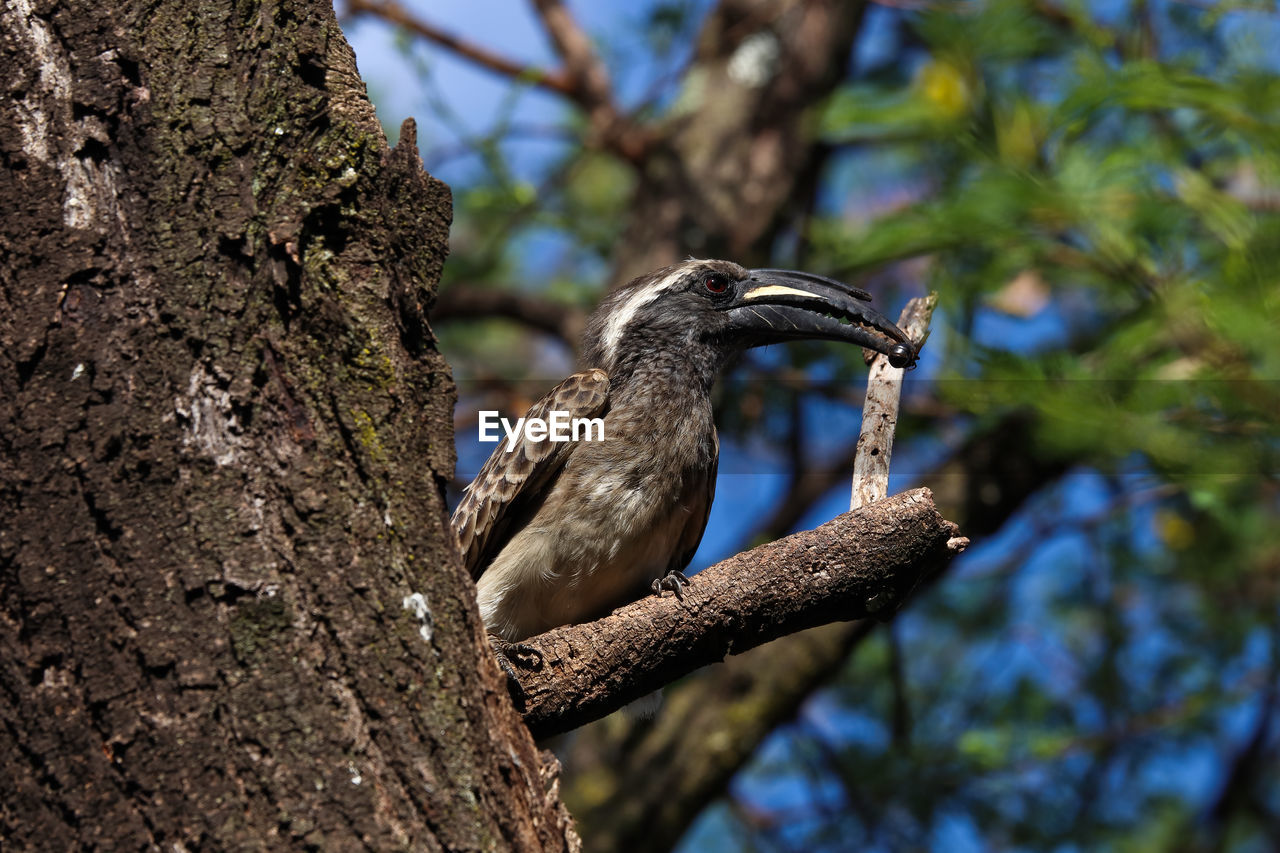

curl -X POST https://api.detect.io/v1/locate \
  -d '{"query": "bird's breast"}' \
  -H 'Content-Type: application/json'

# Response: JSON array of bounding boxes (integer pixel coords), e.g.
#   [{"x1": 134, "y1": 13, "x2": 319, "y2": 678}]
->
[
  {"x1": 560, "y1": 399, "x2": 716, "y2": 550},
  {"x1": 474, "y1": 397, "x2": 718, "y2": 640}
]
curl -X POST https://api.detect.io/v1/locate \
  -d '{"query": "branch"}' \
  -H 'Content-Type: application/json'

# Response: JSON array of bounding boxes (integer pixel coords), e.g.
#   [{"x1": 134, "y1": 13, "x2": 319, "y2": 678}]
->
[
  {"x1": 852, "y1": 293, "x2": 938, "y2": 508},
  {"x1": 432, "y1": 286, "x2": 585, "y2": 345},
  {"x1": 723, "y1": 294, "x2": 940, "y2": 550},
  {"x1": 526, "y1": 0, "x2": 652, "y2": 161},
  {"x1": 519, "y1": 488, "x2": 967, "y2": 738},
  {"x1": 528, "y1": 0, "x2": 613, "y2": 111},
  {"x1": 345, "y1": 0, "x2": 579, "y2": 100},
  {"x1": 346, "y1": 0, "x2": 654, "y2": 161}
]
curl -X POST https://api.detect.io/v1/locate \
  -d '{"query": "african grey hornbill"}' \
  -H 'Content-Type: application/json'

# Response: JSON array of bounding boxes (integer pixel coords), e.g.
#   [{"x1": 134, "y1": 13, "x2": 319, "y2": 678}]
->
[{"x1": 452, "y1": 259, "x2": 915, "y2": 657}]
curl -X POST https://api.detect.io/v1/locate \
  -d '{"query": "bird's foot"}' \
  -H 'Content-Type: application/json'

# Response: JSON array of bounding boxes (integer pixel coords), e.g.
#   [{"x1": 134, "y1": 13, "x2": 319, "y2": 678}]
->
[
  {"x1": 651, "y1": 569, "x2": 690, "y2": 600},
  {"x1": 489, "y1": 634, "x2": 543, "y2": 707}
]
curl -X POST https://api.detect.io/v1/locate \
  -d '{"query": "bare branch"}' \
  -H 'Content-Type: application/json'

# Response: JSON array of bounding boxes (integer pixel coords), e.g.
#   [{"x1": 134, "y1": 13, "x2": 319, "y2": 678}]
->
[
  {"x1": 524, "y1": 0, "x2": 653, "y2": 161},
  {"x1": 346, "y1": 0, "x2": 654, "y2": 161},
  {"x1": 726, "y1": 291, "x2": 937, "y2": 553},
  {"x1": 518, "y1": 488, "x2": 967, "y2": 737},
  {"x1": 852, "y1": 293, "x2": 938, "y2": 508},
  {"x1": 432, "y1": 286, "x2": 586, "y2": 345},
  {"x1": 345, "y1": 0, "x2": 579, "y2": 99},
  {"x1": 528, "y1": 0, "x2": 614, "y2": 110}
]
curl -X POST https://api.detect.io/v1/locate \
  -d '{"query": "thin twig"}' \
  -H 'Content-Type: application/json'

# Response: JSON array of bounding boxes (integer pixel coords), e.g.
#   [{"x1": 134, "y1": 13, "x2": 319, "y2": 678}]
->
[
  {"x1": 528, "y1": 0, "x2": 614, "y2": 110},
  {"x1": 346, "y1": 0, "x2": 654, "y2": 161},
  {"x1": 345, "y1": 0, "x2": 578, "y2": 100},
  {"x1": 851, "y1": 293, "x2": 937, "y2": 510},
  {"x1": 525, "y1": 0, "x2": 653, "y2": 161}
]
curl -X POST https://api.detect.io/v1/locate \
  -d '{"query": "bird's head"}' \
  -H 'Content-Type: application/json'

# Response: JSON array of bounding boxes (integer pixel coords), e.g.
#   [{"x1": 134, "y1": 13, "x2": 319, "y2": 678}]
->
[{"x1": 581, "y1": 259, "x2": 916, "y2": 377}]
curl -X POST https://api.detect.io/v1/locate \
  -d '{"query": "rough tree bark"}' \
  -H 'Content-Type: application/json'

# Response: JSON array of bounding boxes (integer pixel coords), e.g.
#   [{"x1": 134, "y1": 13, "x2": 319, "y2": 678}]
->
[
  {"x1": 521, "y1": 489, "x2": 965, "y2": 738},
  {"x1": 0, "y1": 0, "x2": 575, "y2": 848}
]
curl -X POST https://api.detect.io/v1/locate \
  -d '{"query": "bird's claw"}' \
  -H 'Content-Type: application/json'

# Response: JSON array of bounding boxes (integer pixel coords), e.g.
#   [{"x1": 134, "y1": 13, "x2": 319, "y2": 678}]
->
[
  {"x1": 652, "y1": 570, "x2": 690, "y2": 600},
  {"x1": 489, "y1": 634, "x2": 542, "y2": 706}
]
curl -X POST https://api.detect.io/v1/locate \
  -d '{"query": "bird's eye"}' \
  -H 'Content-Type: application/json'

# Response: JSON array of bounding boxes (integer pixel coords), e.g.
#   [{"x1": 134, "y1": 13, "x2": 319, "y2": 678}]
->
[{"x1": 704, "y1": 274, "x2": 729, "y2": 294}]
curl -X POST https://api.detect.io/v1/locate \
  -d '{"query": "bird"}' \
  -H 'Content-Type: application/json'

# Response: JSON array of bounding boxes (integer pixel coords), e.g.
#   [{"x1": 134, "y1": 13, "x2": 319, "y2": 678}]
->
[{"x1": 451, "y1": 259, "x2": 915, "y2": 678}]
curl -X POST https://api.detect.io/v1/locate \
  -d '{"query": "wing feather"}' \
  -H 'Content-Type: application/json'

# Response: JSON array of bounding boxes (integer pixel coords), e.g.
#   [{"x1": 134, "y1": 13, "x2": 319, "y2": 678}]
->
[{"x1": 452, "y1": 369, "x2": 611, "y2": 579}]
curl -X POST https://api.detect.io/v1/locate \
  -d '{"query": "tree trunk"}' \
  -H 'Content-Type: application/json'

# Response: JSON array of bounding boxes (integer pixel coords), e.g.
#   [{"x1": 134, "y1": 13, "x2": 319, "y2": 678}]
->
[
  {"x1": 0, "y1": 0, "x2": 575, "y2": 848},
  {"x1": 610, "y1": 0, "x2": 866, "y2": 283}
]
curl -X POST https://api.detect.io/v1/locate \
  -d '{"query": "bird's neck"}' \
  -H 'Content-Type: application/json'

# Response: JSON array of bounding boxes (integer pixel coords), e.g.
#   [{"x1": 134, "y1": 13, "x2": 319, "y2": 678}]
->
[{"x1": 606, "y1": 341, "x2": 723, "y2": 403}]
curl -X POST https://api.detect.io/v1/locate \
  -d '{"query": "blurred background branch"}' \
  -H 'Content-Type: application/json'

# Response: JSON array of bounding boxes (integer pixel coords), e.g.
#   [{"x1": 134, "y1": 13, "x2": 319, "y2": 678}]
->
[{"x1": 432, "y1": 284, "x2": 585, "y2": 345}]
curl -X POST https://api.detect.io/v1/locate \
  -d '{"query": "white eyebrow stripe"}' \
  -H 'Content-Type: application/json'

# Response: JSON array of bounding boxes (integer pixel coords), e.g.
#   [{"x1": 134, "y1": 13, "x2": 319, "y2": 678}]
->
[
  {"x1": 741, "y1": 284, "x2": 815, "y2": 300},
  {"x1": 600, "y1": 267, "x2": 688, "y2": 366}
]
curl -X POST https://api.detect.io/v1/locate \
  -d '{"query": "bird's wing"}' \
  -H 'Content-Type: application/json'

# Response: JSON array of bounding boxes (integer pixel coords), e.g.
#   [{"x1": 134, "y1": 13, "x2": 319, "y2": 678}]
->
[
  {"x1": 452, "y1": 368, "x2": 611, "y2": 580},
  {"x1": 670, "y1": 427, "x2": 718, "y2": 574}
]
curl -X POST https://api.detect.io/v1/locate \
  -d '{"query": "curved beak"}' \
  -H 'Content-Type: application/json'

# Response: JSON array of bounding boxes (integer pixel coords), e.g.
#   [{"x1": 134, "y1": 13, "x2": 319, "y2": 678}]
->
[{"x1": 724, "y1": 269, "x2": 917, "y2": 367}]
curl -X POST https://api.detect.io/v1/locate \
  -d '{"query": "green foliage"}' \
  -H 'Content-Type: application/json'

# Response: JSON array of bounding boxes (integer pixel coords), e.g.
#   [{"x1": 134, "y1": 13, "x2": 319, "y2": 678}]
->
[
  {"x1": 813, "y1": 2, "x2": 1280, "y2": 490},
  {"x1": 746, "y1": 1, "x2": 1280, "y2": 849}
]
